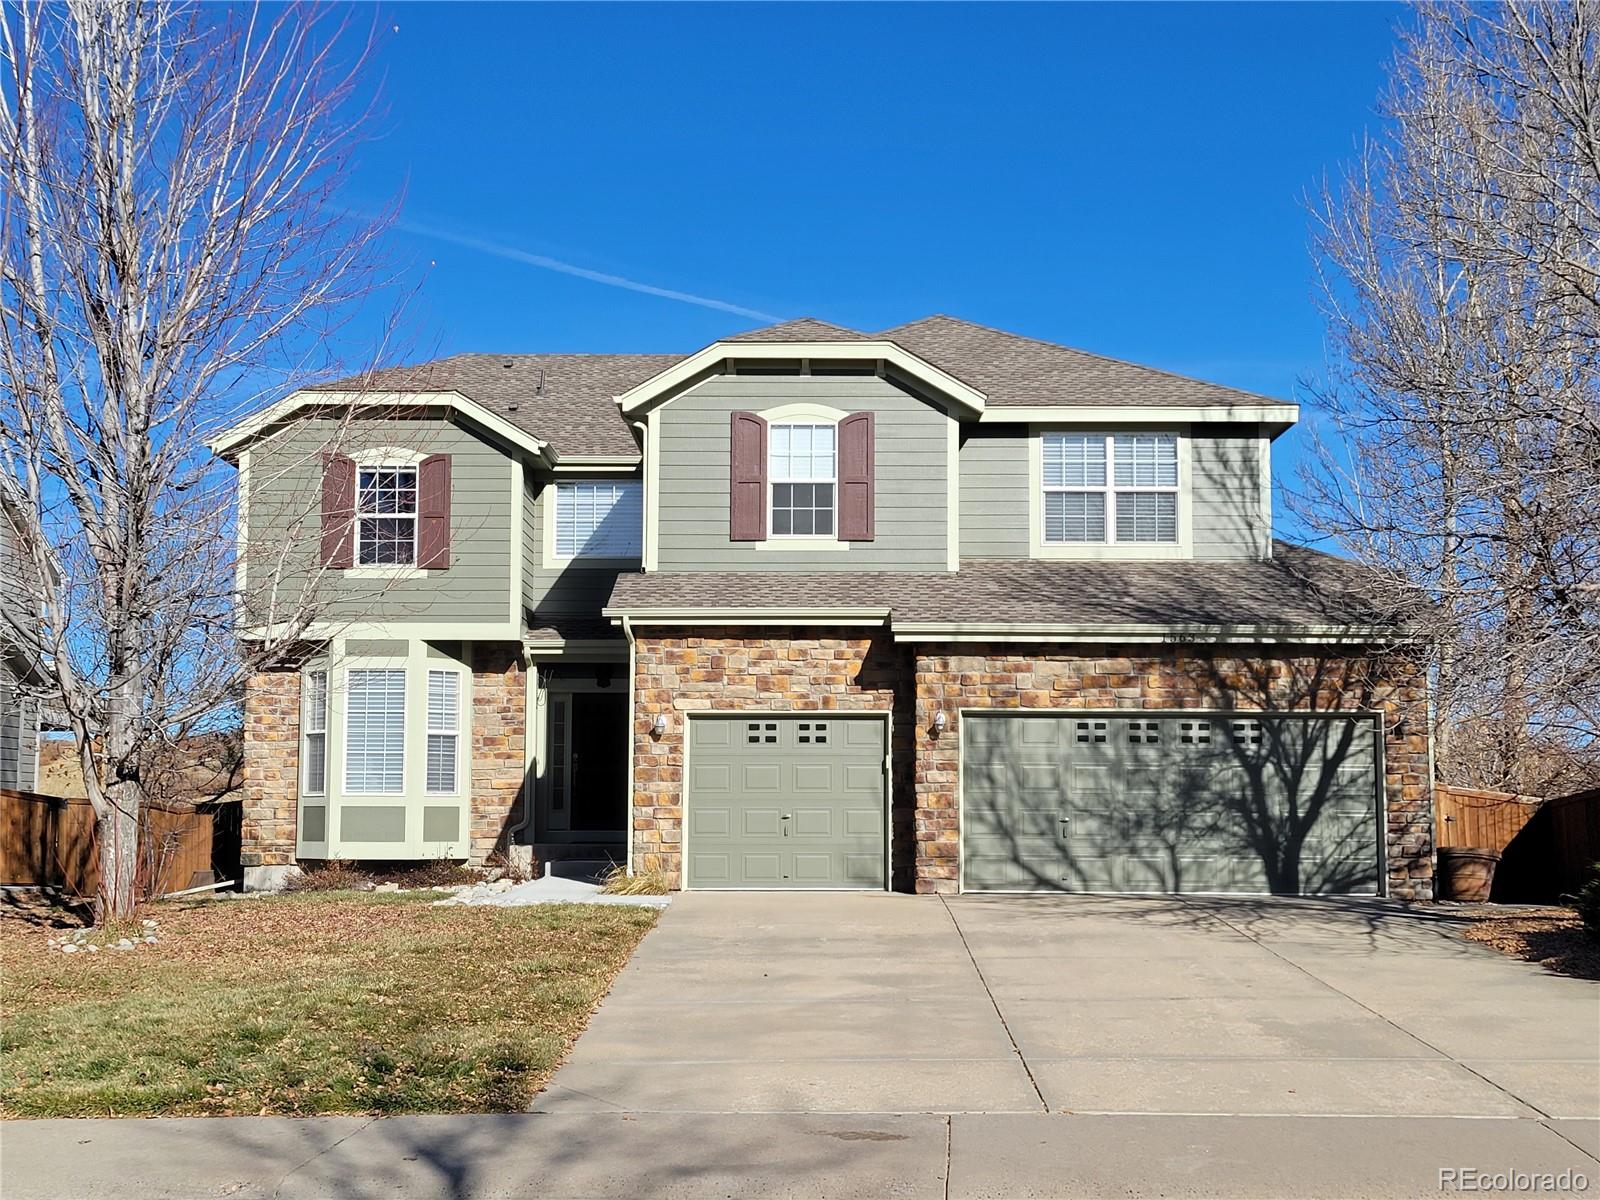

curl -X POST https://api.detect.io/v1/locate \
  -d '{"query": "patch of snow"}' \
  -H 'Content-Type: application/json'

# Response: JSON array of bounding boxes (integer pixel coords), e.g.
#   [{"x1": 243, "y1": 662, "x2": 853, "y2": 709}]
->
[{"x1": 432, "y1": 874, "x2": 670, "y2": 909}]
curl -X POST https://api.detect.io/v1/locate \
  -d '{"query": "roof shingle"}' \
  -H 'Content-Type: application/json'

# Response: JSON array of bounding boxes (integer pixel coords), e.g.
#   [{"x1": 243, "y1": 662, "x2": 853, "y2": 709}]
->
[{"x1": 604, "y1": 544, "x2": 1404, "y2": 631}]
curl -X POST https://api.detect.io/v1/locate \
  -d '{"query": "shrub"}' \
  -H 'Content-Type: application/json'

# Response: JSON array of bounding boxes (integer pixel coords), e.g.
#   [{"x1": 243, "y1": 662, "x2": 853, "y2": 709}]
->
[
  {"x1": 285, "y1": 861, "x2": 374, "y2": 892},
  {"x1": 378, "y1": 861, "x2": 484, "y2": 890},
  {"x1": 1570, "y1": 863, "x2": 1600, "y2": 940}
]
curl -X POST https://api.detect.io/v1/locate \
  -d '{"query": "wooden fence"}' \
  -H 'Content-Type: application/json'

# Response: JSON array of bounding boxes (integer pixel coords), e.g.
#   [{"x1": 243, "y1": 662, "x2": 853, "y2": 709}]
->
[
  {"x1": 0, "y1": 789, "x2": 225, "y2": 899},
  {"x1": 1495, "y1": 787, "x2": 1600, "y2": 904},
  {"x1": 1434, "y1": 785, "x2": 1543, "y2": 852}
]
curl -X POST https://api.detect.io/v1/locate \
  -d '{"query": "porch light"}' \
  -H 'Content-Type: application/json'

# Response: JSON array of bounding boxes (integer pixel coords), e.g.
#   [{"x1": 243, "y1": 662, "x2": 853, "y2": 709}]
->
[
  {"x1": 651, "y1": 713, "x2": 668, "y2": 737},
  {"x1": 932, "y1": 710, "x2": 947, "y2": 735}
]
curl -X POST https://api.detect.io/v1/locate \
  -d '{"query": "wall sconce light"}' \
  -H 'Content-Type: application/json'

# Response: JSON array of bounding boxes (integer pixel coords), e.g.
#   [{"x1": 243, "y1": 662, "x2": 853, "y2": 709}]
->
[
  {"x1": 651, "y1": 713, "x2": 668, "y2": 738},
  {"x1": 931, "y1": 710, "x2": 947, "y2": 736}
]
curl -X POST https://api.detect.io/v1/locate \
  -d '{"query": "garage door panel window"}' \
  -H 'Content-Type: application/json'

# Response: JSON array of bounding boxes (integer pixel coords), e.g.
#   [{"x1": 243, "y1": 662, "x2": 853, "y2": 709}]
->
[{"x1": 1042, "y1": 432, "x2": 1179, "y2": 545}]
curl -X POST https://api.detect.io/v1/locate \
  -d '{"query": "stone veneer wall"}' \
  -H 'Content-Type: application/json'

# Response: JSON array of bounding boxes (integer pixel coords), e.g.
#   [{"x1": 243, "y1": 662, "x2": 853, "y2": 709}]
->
[
  {"x1": 468, "y1": 644, "x2": 529, "y2": 863},
  {"x1": 913, "y1": 646, "x2": 1434, "y2": 899},
  {"x1": 631, "y1": 630, "x2": 916, "y2": 886},
  {"x1": 631, "y1": 634, "x2": 1433, "y2": 899},
  {"x1": 241, "y1": 669, "x2": 300, "y2": 870}
]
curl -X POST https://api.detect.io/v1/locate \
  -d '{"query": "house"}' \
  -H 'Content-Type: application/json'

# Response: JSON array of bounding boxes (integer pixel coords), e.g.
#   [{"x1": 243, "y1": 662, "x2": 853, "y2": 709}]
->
[
  {"x1": 211, "y1": 316, "x2": 1434, "y2": 898},
  {"x1": 0, "y1": 501, "x2": 42, "y2": 793}
]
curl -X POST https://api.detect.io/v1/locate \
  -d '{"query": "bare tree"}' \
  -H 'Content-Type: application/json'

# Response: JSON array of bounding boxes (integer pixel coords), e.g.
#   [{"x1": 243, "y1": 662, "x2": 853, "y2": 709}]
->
[
  {"x1": 0, "y1": 1, "x2": 396, "y2": 919},
  {"x1": 1297, "y1": 1, "x2": 1600, "y2": 796}
]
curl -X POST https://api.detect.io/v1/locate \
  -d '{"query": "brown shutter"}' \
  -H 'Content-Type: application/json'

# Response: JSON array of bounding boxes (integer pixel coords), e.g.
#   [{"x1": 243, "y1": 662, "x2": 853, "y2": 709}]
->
[
  {"x1": 729, "y1": 411, "x2": 767, "y2": 541},
  {"x1": 838, "y1": 411, "x2": 875, "y2": 542},
  {"x1": 320, "y1": 451, "x2": 356, "y2": 569},
  {"x1": 417, "y1": 453, "x2": 452, "y2": 569}
]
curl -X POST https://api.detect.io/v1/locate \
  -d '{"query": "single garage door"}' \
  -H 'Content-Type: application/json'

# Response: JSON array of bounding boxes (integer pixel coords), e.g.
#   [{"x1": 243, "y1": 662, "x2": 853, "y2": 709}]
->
[
  {"x1": 686, "y1": 715, "x2": 887, "y2": 889},
  {"x1": 962, "y1": 713, "x2": 1381, "y2": 895}
]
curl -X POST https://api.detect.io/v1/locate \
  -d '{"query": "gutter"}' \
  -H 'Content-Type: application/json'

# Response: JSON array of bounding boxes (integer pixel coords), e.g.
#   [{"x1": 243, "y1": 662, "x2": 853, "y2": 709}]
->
[{"x1": 621, "y1": 615, "x2": 636, "y2": 879}]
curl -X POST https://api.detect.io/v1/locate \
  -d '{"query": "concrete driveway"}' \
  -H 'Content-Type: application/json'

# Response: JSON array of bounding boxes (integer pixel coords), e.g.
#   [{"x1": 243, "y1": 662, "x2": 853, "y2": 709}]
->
[
  {"x1": 10, "y1": 894, "x2": 1598, "y2": 1200},
  {"x1": 535, "y1": 892, "x2": 1599, "y2": 1121}
]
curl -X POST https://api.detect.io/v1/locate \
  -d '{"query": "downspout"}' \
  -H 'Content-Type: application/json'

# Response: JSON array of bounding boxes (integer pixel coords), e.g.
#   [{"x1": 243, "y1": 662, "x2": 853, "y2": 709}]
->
[{"x1": 621, "y1": 615, "x2": 636, "y2": 877}]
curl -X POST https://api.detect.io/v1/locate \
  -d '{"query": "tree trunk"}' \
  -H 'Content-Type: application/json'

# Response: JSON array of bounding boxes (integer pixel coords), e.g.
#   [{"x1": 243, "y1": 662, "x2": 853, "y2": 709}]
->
[{"x1": 95, "y1": 780, "x2": 142, "y2": 922}]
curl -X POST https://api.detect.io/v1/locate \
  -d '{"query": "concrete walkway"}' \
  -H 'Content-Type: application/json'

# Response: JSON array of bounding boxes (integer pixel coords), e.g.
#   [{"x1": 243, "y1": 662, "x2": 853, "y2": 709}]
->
[{"x1": 4, "y1": 894, "x2": 1597, "y2": 1199}]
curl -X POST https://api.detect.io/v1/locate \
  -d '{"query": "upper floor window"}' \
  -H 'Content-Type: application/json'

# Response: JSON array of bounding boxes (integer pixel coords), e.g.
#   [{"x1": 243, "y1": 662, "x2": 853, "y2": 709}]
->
[
  {"x1": 770, "y1": 422, "x2": 836, "y2": 537},
  {"x1": 553, "y1": 481, "x2": 642, "y2": 559},
  {"x1": 1042, "y1": 432, "x2": 1178, "y2": 544},
  {"x1": 357, "y1": 467, "x2": 418, "y2": 565}
]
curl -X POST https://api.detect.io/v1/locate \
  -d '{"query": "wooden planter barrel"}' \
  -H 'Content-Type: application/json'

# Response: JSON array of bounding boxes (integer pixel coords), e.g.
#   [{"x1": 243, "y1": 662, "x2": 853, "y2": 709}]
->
[{"x1": 1436, "y1": 846, "x2": 1501, "y2": 902}]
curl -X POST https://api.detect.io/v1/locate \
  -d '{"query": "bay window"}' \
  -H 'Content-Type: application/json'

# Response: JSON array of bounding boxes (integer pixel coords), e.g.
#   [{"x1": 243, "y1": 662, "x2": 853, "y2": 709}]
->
[{"x1": 344, "y1": 668, "x2": 406, "y2": 793}]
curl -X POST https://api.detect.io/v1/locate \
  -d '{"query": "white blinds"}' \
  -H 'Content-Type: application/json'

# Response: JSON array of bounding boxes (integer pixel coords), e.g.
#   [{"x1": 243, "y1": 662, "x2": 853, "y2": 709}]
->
[
  {"x1": 426, "y1": 670, "x2": 460, "y2": 794},
  {"x1": 345, "y1": 669, "x2": 406, "y2": 793},
  {"x1": 554, "y1": 482, "x2": 642, "y2": 558}
]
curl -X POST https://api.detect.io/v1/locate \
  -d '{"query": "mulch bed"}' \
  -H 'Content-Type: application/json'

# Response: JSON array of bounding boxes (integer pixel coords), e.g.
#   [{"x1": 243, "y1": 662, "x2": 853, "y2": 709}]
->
[{"x1": 1462, "y1": 907, "x2": 1600, "y2": 981}]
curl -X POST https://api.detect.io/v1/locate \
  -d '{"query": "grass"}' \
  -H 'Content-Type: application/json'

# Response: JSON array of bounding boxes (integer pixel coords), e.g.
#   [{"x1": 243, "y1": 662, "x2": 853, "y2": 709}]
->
[
  {"x1": 0, "y1": 891, "x2": 658, "y2": 1118},
  {"x1": 1463, "y1": 906, "x2": 1600, "y2": 981}
]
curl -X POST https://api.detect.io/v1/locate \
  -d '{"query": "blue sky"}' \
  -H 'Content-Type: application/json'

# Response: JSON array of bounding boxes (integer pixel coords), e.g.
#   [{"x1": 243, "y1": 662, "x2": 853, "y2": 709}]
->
[{"x1": 344, "y1": 2, "x2": 1406, "y2": 537}]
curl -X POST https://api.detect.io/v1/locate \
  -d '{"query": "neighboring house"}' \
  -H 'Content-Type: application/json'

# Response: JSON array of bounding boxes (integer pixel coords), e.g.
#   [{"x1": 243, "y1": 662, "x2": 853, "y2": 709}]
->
[
  {"x1": 0, "y1": 504, "x2": 41, "y2": 792},
  {"x1": 212, "y1": 316, "x2": 1434, "y2": 898}
]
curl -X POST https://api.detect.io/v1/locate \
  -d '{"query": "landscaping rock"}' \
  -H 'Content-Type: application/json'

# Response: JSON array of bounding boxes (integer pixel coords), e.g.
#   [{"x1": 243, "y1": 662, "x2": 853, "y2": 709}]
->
[
  {"x1": 433, "y1": 875, "x2": 670, "y2": 910},
  {"x1": 374, "y1": 882, "x2": 400, "y2": 893},
  {"x1": 60, "y1": 943, "x2": 78, "y2": 954}
]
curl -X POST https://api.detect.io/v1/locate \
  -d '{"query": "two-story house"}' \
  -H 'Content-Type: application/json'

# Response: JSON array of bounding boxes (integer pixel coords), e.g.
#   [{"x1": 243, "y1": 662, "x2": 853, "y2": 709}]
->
[{"x1": 212, "y1": 316, "x2": 1434, "y2": 898}]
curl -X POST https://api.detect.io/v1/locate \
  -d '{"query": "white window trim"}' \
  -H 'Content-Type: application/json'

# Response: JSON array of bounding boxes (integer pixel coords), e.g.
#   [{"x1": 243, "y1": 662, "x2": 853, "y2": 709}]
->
[
  {"x1": 768, "y1": 418, "x2": 840, "y2": 542},
  {"x1": 425, "y1": 668, "x2": 463, "y2": 796},
  {"x1": 301, "y1": 668, "x2": 328, "y2": 798},
  {"x1": 342, "y1": 665, "x2": 408, "y2": 797},
  {"x1": 353, "y1": 457, "x2": 421, "y2": 574},
  {"x1": 542, "y1": 478, "x2": 644, "y2": 568},
  {"x1": 1027, "y1": 426, "x2": 1193, "y2": 560}
]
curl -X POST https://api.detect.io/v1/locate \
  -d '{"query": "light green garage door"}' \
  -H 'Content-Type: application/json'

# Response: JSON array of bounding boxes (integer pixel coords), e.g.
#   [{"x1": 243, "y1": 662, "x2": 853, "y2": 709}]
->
[
  {"x1": 963, "y1": 713, "x2": 1381, "y2": 895},
  {"x1": 686, "y1": 715, "x2": 887, "y2": 889}
]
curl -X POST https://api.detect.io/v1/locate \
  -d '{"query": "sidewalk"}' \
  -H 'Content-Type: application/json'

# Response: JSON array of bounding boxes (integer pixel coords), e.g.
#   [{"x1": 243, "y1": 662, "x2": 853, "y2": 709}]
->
[{"x1": 4, "y1": 1111, "x2": 1596, "y2": 1199}]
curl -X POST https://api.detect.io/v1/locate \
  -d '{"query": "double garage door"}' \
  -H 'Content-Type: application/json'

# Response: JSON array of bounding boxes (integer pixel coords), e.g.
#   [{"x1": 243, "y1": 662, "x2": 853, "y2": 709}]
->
[
  {"x1": 963, "y1": 713, "x2": 1382, "y2": 895},
  {"x1": 686, "y1": 715, "x2": 887, "y2": 889},
  {"x1": 681, "y1": 711, "x2": 1381, "y2": 895}
]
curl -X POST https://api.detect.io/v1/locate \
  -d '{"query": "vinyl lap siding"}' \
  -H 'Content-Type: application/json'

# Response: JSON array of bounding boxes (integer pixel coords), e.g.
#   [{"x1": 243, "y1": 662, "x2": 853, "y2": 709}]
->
[
  {"x1": 1190, "y1": 427, "x2": 1267, "y2": 560},
  {"x1": 246, "y1": 416, "x2": 514, "y2": 627},
  {"x1": 958, "y1": 424, "x2": 1268, "y2": 562},
  {"x1": 0, "y1": 666, "x2": 38, "y2": 792},
  {"x1": 521, "y1": 476, "x2": 636, "y2": 621},
  {"x1": 959, "y1": 426, "x2": 1030, "y2": 559},
  {"x1": 656, "y1": 375, "x2": 949, "y2": 572}
]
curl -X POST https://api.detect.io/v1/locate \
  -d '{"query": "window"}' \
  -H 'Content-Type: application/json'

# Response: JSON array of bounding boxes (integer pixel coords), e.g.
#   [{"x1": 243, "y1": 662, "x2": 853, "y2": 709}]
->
[
  {"x1": 553, "y1": 481, "x2": 642, "y2": 559},
  {"x1": 1041, "y1": 433, "x2": 1178, "y2": 544},
  {"x1": 770, "y1": 423, "x2": 836, "y2": 536},
  {"x1": 345, "y1": 668, "x2": 405, "y2": 793},
  {"x1": 357, "y1": 467, "x2": 418, "y2": 565},
  {"x1": 426, "y1": 671, "x2": 460, "y2": 794},
  {"x1": 302, "y1": 670, "x2": 328, "y2": 796}
]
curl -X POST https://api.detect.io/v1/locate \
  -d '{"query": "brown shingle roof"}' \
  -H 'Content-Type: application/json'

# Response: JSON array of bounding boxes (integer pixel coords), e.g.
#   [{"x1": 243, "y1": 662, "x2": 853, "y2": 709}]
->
[
  {"x1": 291, "y1": 314, "x2": 1280, "y2": 456},
  {"x1": 876, "y1": 315, "x2": 1275, "y2": 410},
  {"x1": 723, "y1": 317, "x2": 869, "y2": 342},
  {"x1": 306, "y1": 353, "x2": 678, "y2": 458},
  {"x1": 605, "y1": 544, "x2": 1403, "y2": 631}
]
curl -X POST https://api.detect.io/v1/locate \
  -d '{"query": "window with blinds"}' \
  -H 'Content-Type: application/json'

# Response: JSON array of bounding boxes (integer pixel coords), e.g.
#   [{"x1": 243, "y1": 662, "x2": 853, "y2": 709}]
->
[
  {"x1": 301, "y1": 670, "x2": 328, "y2": 796},
  {"x1": 553, "y1": 481, "x2": 642, "y2": 559},
  {"x1": 1041, "y1": 432, "x2": 1178, "y2": 544},
  {"x1": 345, "y1": 668, "x2": 406, "y2": 794},
  {"x1": 426, "y1": 670, "x2": 460, "y2": 794}
]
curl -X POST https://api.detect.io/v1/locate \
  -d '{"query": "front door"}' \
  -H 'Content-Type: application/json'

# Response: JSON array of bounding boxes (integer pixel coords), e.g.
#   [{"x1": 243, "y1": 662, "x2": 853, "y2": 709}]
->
[{"x1": 547, "y1": 690, "x2": 628, "y2": 840}]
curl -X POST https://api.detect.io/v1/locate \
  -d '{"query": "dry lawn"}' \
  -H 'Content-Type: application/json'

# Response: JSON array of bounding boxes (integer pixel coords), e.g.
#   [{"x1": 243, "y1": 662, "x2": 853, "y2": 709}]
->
[
  {"x1": 1463, "y1": 907, "x2": 1600, "y2": 981},
  {"x1": 0, "y1": 891, "x2": 657, "y2": 1118}
]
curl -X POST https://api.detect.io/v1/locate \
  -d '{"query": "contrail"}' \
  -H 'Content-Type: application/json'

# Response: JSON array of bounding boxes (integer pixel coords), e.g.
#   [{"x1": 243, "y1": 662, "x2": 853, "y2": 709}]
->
[{"x1": 397, "y1": 218, "x2": 783, "y2": 321}]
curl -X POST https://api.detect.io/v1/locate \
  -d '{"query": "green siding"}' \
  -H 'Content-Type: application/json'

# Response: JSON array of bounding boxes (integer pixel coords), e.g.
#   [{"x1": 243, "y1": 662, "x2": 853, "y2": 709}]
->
[
  {"x1": 957, "y1": 424, "x2": 1269, "y2": 561},
  {"x1": 245, "y1": 415, "x2": 515, "y2": 627},
  {"x1": 520, "y1": 474, "x2": 638, "y2": 623},
  {"x1": 657, "y1": 375, "x2": 950, "y2": 571}
]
